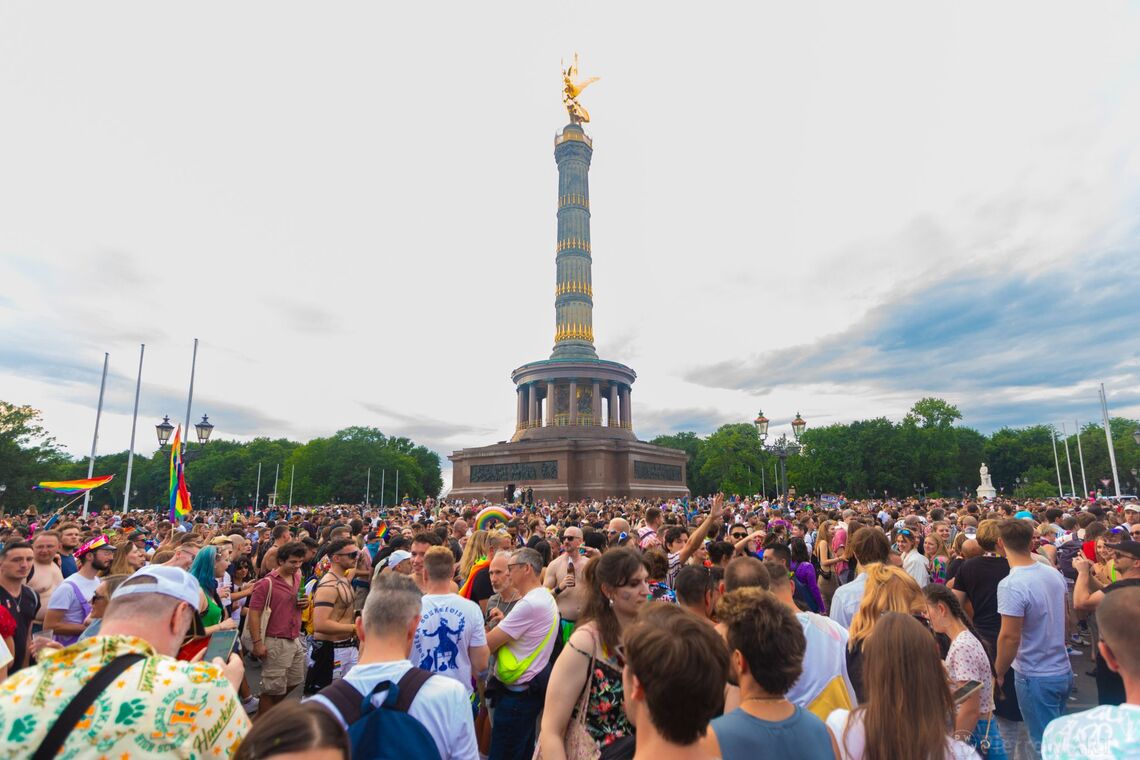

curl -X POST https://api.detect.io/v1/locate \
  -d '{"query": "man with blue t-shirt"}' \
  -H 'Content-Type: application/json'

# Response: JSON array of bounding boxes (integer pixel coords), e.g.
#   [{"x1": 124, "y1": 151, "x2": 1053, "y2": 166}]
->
[{"x1": 994, "y1": 518, "x2": 1072, "y2": 750}]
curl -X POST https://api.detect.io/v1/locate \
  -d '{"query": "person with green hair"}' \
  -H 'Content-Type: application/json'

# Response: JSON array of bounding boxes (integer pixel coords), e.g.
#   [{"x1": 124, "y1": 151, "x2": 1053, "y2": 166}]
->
[{"x1": 190, "y1": 545, "x2": 237, "y2": 634}]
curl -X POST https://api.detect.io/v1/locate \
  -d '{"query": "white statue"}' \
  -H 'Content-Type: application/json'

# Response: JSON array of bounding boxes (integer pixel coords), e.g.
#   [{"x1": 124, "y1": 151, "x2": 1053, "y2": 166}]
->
[{"x1": 977, "y1": 462, "x2": 997, "y2": 499}]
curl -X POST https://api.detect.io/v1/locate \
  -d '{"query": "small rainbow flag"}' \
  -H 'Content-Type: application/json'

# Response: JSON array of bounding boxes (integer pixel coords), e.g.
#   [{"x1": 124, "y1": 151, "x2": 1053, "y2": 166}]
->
[
  {"x1": 34, "y1": 475, "x2": 114, "y2": 495},
  {"x1": 169, "y1": 426, "x2": 192, "y2": 522},
  {"x1": 375, "y1": 522, "x2": 390, "y2": 541}
]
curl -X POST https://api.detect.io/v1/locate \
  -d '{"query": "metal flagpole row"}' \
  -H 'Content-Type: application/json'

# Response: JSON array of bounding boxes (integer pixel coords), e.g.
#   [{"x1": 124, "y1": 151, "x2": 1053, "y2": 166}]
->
[{"x1": 1061, "y1": 423, "x2": 1076, "y2": 498}]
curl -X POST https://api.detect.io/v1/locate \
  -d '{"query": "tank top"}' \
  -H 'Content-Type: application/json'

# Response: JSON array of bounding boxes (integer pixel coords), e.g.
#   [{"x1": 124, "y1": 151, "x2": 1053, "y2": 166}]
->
[{"x1": 711, "y1": 705, "x2": 835, "y2": 760}]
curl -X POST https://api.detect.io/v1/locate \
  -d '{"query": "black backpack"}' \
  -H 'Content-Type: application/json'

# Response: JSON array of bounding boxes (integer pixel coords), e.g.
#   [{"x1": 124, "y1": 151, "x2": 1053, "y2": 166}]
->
[
  {"x1": 1056, "y1": 538, "x2": 1084, "y2": 581},
  {"x1": 316, "y1": 668, "x2": 441, "y2": 760}
]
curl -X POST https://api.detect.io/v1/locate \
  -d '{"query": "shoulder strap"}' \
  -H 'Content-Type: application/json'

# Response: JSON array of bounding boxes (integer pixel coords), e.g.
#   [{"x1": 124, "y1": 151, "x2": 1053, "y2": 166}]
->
[
  {"x1": 318, "y1": 678, "x2": 365, "y2": 725},
  {"x1": 33, "y1": 653, "x2": 144, "y2": 760},
  {"x1": 393, "y1": 667, "x2": 432, "y2": 712}
]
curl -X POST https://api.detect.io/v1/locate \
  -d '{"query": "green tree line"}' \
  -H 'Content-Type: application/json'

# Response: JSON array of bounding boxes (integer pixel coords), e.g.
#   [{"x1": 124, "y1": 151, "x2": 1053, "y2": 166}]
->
[
  {"x1": 652, "y1": 398, "x2": 1140, "y2": 499},
  {"x1": 0, "y1": 401, "x2": 442, "y2": 513}
]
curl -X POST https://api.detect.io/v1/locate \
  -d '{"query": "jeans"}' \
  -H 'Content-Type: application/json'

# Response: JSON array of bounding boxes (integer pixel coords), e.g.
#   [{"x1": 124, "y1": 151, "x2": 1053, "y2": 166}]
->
[
  {"x1": 972, "y1": 716, "x2": 1008, "y2": 759},
  {"x1": 489, "y1": 688, "x2": 542, "y2": 760},
  {"x1": 1014, "y1": 671, "x2": 1073, "y2": 749}
]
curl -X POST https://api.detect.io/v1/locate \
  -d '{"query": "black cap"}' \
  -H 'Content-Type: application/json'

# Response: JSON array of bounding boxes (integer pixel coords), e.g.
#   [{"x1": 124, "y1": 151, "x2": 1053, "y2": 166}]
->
[{"x1": 1110, "y1": 540, "x2": 1140, "y2": 559}]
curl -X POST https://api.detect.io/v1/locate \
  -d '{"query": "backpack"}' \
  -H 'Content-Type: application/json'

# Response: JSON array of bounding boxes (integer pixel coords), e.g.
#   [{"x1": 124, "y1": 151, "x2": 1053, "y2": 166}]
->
[
  {"x1": 316, "y1": 668, "x2": 441, "y2": 760},
  {"x1": 1056, "y1": 539, "x2": 1084, "y2": 581}
]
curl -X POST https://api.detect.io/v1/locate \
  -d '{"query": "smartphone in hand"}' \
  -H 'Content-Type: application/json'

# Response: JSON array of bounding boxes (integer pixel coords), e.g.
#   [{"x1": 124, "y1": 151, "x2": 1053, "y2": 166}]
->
[{"x1": 204, "y1": 630, "x2": 238, "y2": 663}]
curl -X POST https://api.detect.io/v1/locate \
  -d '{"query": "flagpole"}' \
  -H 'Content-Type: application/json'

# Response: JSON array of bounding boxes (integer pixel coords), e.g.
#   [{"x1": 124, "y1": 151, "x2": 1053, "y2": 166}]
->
[
  {"x1": 1051, "y1": 426, "x2": 1064, "y2": 498},
  {"x1": 122, "y1": 344, "x2": 145, "y2": 513},
  {"x1": 1075, "y1": 420, "x2": 1089, "y2": 498},
  {"x1": 1061, "y1": 423, "x2": 1076, "y2": 499},
  {"x1": 380, "y1": 470, "x2": 385, "y2": 507},
  {"x1": 1099, "y1": 383, "x2": 1123, "y2": 497},
  {"x1": 182, "y1": 339, "x2": 198, "y2": 456},
  {"x1": 366, "y1": 467, "x2": 371, "y2": 506},
  {"x1": 395, "y1": 469, "x2": 399, "y2": 503},
  {"x1": 255, "y1": 462, "x2": 262, "y2": 510},
  {"x1": 273, "y1": 464, "x2": 279, "y2": 507},
  {"x1": 82, "y1": 353, "x2": 110, "y2": 518},
  {"x1": 288, "y1": 464, "x2": 295, "y2": 508}
]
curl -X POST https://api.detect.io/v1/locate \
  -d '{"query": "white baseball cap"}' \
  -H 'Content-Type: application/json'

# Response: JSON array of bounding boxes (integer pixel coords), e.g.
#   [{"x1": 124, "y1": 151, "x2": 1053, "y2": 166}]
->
[
  {"x1": 386, "y1": 550, "x2": 413, "y2": 568},
  {"x1": 112, "y1": 565, "x2": 206, "y2": 635}
]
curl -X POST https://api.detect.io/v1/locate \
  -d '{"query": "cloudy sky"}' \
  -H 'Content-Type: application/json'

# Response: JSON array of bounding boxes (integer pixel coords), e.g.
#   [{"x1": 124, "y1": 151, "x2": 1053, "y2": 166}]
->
[{"x1": 3, "y1": 2, "x2": 1139, "y2": 492}]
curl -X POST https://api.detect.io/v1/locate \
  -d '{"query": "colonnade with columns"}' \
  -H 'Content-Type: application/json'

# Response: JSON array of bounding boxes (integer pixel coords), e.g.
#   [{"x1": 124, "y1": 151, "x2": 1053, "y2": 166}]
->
[{"x1": 516, "y1": 379, "x2": 632, "y2": 431}]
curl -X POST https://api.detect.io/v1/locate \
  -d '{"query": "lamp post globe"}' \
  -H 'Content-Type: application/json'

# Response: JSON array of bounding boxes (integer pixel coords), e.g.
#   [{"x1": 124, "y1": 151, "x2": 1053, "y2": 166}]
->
[
  {"x1": 1133, "y1": 427, "x2": 1140, "y2": 446},
  {"x1": 791, "y1": 412, "x2": 806, "y2": 440},
  {"x1": 195, "y1": 414, "x2": 214, "y2": 445},
  {"x1": 156, "y1": 415, "x2": 175, "y2": 447}
]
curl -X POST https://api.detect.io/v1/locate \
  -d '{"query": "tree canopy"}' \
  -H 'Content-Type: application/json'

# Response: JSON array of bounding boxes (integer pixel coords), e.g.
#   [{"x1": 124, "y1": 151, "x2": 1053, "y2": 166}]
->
[{"x1": 652, "y1": 398, "x2": 1139, "y2": 499}]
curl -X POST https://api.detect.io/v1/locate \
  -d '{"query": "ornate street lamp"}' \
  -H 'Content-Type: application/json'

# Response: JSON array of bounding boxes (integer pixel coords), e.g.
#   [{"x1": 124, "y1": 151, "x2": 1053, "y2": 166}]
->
[
  {"x1": 792, "y1": 412, "x2": 806, "y2": 440},
  {"x1": 753, "y1": 411, "x2": 769, "y2": 440},
  {"x1": 155, "y1": 415, "x2": 175, "y2": 447},
  {"x1": 1133, "y1": 427, "x2": 1140, "y2": 446},
  {"x1": 194, "y1": 414, "x2": 215, "y2": 445}
]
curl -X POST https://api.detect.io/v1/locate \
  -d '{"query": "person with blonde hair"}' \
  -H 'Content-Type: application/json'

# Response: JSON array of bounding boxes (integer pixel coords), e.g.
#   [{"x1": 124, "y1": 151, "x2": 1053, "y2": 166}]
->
[
  {"x1": 925, "y1": 533, "x2": 951, "y2": 585},
  {"x1": 846, "y1": 564, "x2": 926, "y2": 702}
]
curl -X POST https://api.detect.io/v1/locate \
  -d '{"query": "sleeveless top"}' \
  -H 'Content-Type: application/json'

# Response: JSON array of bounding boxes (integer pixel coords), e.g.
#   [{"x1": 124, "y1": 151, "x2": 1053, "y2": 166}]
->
[
  {"x1": 567, "y1": 639, "x2": 634, "y2": 747},
  {"x1": 712, "y1": 705, "x2": 835, "y2": 760}
]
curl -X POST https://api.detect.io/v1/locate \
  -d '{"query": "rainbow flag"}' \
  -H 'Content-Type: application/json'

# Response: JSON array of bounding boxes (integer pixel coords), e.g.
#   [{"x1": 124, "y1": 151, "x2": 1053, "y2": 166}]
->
[
  {"x1": 168, "y1": 426, "x2": 192, "y2": 522},
  {"x1": 34, "y1": 475, "x2": 114, "y2": 495},
  {"x1": 459, "y1": 557, "x2": 490, "y2": 599},
  {"x1": 376, "y1": 522, "x2": 390, "y2": 541}
]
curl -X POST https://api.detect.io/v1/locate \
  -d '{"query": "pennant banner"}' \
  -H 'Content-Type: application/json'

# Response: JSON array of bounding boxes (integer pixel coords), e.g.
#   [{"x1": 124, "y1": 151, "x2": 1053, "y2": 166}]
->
[{"x1": 34, "y1": 475, "x2": 114, "y2": 495}]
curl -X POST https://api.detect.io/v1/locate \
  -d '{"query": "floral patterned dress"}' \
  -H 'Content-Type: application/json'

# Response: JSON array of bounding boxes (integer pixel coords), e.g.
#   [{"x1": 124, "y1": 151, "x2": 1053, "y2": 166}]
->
[{"x1": 568, "y1": 642, "x2": 634, "y2": 748}]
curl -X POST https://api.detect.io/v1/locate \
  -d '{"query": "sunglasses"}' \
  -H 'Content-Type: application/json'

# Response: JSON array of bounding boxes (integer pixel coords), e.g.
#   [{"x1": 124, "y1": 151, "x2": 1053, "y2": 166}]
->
[
  {"x1": 731, "y1": 533, "x2": 748, "y2": 539},
  {"x1": 335, "y1": 551, "x2": 360, "y2": 558},
  {"x1": 897, "y1": 529, "x2": 913, "y2": 537}
]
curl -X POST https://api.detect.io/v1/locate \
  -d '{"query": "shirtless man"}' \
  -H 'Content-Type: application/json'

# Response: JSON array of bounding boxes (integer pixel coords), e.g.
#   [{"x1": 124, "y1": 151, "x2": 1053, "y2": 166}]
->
[
  {"x1": 543, "y1": 526, "x2": 596, "y2": 639},
  {"x1": 28, "y1": 531, "x2": 64, "y2": 625},
  {"x1": 258, "y1": 524, "x2": 294, "y2": 576},
  {"x1": 304, "y1": 538, "x2": 360, "y2": 694}
]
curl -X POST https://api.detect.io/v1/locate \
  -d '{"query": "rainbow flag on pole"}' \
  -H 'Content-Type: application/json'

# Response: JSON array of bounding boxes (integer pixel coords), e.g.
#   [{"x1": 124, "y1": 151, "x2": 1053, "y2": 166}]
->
[
  {"x1": 169, "y1": 426, "x2": 192, "y2": 522},
  {"x1": 34, "y1": 475, "x2": 114, "y2": 495}
]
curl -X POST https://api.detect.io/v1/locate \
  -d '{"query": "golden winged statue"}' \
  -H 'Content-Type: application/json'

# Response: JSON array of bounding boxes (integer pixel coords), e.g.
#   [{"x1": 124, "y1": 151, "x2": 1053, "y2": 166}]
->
[{"x1": 562, "y1": 53, "x2": 599, "y2": 124}]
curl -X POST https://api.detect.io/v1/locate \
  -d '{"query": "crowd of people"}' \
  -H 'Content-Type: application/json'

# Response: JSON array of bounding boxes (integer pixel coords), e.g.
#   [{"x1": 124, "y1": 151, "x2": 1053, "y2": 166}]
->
[{"x1": 0, "y1": 490, "x2": 1137, "y2": 759}]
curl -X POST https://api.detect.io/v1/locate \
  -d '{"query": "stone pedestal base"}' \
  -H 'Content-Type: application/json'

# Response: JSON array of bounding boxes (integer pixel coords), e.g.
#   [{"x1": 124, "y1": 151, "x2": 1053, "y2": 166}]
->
[
  {"x1": 448, "y1": 438, "x2": 688, "y2": 502},
  {"x1": 976, "y1": 485, "x2": 997, "y2": 499}
]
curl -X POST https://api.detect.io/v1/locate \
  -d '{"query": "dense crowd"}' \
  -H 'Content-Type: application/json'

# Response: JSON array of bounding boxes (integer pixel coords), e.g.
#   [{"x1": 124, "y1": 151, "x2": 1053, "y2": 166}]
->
[{"x1": 0, "y1": 491, "x2": 1137, "y2": 759}]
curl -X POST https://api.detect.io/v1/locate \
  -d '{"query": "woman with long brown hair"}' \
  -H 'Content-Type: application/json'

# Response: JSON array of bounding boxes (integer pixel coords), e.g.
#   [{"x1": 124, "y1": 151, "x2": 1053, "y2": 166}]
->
[
  {"x1": 538, "y1": 547, "x2": 648, "y2": 760},
  {"x1": 845, "y1": 564, "x2": 926, "y2": 702},
  {"x1": 814, "y1": 520, "x2": 841, "y2": 608},
  {"x1": 108, "y1": 539, "x2": 146, "y2": 576},
  {"x1": 826, "y1": 612, "x2": 978, "y2": 759}
]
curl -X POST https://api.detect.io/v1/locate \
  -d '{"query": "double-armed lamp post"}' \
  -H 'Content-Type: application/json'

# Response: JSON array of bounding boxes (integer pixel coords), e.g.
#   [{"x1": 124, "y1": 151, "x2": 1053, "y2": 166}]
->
[
  {"x1": 156, "y1": 413, "x2": 215, "y2": 455},
  {"x1": 754, "y1": 410, "x2": 807, "y2": 507}
]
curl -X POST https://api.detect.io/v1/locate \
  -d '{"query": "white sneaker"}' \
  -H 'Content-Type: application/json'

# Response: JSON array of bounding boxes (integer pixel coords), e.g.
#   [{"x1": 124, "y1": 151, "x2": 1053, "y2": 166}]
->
[{"x1": 242, "y1": 696, "x2": 260, "y2": 714}]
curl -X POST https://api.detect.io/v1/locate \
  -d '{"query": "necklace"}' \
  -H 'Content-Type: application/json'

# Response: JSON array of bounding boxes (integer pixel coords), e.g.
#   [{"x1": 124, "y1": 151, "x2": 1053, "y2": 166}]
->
[{"x1": 741, "y1": 696, "x2": 787, "y2": 704}]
